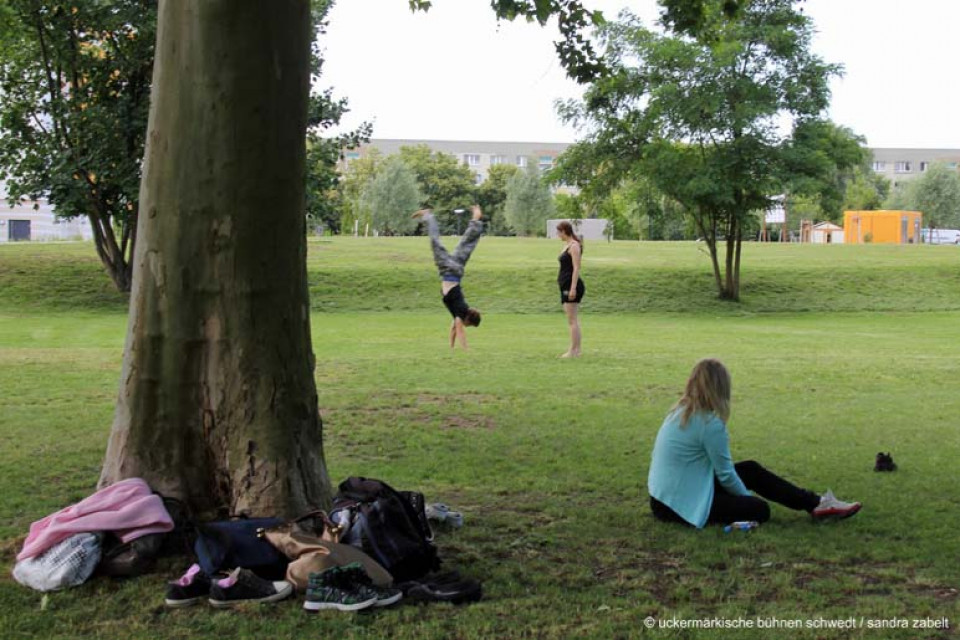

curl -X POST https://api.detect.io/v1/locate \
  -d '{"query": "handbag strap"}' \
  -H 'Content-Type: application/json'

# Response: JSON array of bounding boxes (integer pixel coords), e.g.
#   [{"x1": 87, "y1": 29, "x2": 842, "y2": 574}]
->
[{"x1": 265, "y1": 510, "x2": 344, "y2": 540}]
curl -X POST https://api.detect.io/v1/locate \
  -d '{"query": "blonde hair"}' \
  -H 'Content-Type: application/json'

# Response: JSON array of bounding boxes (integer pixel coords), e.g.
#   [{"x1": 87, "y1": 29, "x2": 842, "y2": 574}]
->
[{"x1": 673, "y1": 358, "x2": 731, "y2": 426}]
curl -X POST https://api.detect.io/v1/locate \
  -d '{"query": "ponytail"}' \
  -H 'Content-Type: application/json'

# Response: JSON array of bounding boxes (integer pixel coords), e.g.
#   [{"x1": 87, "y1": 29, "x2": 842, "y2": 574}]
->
[{"x1": 556, "y1": 221, "x2": 584, "y2": 250}]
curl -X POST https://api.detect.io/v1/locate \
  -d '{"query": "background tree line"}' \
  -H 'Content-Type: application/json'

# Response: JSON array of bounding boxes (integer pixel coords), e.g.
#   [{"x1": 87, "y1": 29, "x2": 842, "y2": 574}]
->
[{"x1": 333, "y1": 144, "x2": 559, "y2": 238}]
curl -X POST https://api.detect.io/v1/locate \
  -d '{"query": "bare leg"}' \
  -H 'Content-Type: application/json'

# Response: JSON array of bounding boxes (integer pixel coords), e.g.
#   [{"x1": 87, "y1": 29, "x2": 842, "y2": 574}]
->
[{"x1": 560, "y1": 302, "x2": 581, "y2": 357}]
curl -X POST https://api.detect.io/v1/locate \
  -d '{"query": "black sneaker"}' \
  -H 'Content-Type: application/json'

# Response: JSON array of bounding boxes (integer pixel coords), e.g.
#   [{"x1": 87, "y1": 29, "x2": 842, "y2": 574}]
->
[
  {"x1": 208, "y1": 568, "x2": 293, "y2": 608},
  {"x1": 165, "y1": 564, "x2": 211, "y2": 608},
  {"x1": 404, "y1": 577, "x2": 482, "y2": 605},
  {"x1": 400, "y1": 570, "x2": 482, "y2": 605},
  {"x1": 340, "y1": 563, "x2": 403, "y2": 607},
  {"x1": 874, "y1": 452, "x2": 897, "y2": 472},
  {"x1": 303, "y1": 565, "x2": 378, "y2": 612}
]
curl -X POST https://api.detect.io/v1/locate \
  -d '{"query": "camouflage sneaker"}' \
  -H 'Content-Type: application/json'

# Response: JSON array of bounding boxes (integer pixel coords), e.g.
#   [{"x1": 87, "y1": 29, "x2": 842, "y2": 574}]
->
[
  {"x1": 339, "y1": 562, "x2": 403, "y2": 608},
  {"x1": 303, "y1": 566, "x2": 377, "y2": 612}
]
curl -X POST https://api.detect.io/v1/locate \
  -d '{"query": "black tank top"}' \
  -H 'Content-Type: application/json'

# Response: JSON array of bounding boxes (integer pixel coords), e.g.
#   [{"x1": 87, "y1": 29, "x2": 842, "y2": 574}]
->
[{"x1": 558, "y1": 245, "x2": 580, "y2": 284}]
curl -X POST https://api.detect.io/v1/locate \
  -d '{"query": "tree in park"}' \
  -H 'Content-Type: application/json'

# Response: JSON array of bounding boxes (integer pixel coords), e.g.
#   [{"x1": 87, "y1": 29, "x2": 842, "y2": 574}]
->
[
  {"x1": 361, "y1": 156, "x2": 423, "y2": 235},
  {"x1": 99, "y1": 0, "x2": 604, "y2": 517},
  {"x1": 304, "y1": 2, "x2": 371, "y2": 236},
  {"x1": 555, "y1": 1, "x2": 855, "y2": 300},
  {"x1": 842, "y1": 164, "x2": 889, "y2": 213},
  {"x1": 503, "y1": 160, "x2": 556, "y2": 236},
  {"x1": 780, "y1": 120, "x2": 866, "y2": 223},
  {"x1": 99, "y1": 0, "x2": 330, "y2": 516},
  {"x1": 554, "y1": 191, "x2": 585, "y2": 221},
  {"x1": 897, "y1": 163, "x2": 960, "y2": 231},
  {"x1": 337, "y1": 147, "x2": 383, "y2": 235},
  {"x1": 398, "y1": 144, "x2": 477, "y2": 233},
  {"x1": 0, "y1": 0, "x2": 361, "y2": 287},
  {"x1": 475, "y1": 162, "x2": 521, "y2": 235},
  {"x1": 0, "y1": 0, "x2": 156, "y2": 292}
]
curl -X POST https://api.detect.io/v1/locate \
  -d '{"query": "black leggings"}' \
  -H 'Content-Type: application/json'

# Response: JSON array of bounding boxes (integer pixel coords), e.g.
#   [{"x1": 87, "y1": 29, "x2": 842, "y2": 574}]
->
[{"x1": 650, "y1": 460, "x2": 821, "y2": 525}]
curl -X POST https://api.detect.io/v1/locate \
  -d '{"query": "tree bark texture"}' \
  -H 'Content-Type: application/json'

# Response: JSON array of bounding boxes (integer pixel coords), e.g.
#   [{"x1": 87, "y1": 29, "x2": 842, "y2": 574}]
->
[{"x1": 100, "y1": 0, "x2": 331, "y2": 517}]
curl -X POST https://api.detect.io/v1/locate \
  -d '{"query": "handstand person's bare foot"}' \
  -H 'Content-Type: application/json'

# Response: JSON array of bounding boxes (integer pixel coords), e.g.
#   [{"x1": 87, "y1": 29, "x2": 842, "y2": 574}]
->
[
  {"x1": 559, "y1": 350, "x2": 580, "y2": 358},
  {"x1": 470, "y1": 205, "x2": 483, "y2": 221},
  {"x1": 412, "y1": 208, "x2": 432, "y2": 219}
]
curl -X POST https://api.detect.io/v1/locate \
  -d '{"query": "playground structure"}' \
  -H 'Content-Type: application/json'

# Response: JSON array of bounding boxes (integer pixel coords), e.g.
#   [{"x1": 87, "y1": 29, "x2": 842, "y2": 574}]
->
[{"x1": 759, "y1": 197, "x2": 788, "y2": 241}]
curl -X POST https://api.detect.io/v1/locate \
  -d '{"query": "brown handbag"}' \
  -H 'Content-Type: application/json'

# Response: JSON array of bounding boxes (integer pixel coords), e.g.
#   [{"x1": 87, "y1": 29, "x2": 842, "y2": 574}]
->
[{"x1": 263, "y1": 511, "x2": 392, "y2": 591}]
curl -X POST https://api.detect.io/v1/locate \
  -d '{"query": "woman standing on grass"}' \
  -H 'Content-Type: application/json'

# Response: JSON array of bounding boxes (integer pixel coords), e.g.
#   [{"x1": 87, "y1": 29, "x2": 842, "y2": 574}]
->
[
  {"x1": 647, "y1": 358, "x2": 862, "y2": 528},
  {"x1": 556, "y1": 221, "x2": 584, "y2": 358}
]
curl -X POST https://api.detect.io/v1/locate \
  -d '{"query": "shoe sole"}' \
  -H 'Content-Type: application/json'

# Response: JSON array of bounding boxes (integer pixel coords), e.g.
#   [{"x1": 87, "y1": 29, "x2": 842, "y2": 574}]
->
[
  {"x1": 813, "y1": 503, "x2": 862, "y2": 520},
  {"x1": 303, "y1": 597, "x2": 378, "y2": 612},
  {"x1": 208, "y1": 585, "x2": 293, "y2": 608},
  {"x1": 164, "y1": 596, "x2": 205, "y2": 608},
  {"x1": 373, "y1": 592, "x2": 403, "y2": 607}
]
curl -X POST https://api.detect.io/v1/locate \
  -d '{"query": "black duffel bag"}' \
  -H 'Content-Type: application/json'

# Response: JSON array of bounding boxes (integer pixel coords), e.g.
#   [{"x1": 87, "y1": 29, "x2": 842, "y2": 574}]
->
[{"x1": 329, "y1": 477, "x2": 439, "y2": 582}]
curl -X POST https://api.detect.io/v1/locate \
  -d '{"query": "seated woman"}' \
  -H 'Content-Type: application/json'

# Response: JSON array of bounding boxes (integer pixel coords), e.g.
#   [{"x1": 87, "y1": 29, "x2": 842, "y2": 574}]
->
[{"x1": 647, "y1": 358, "x2": 861, "y2": 528}]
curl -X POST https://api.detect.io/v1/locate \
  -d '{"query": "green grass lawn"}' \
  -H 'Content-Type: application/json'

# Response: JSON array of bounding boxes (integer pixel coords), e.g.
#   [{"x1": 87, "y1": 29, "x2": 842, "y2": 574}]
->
[{"x1": 1, "y1": 238, "x2": 959, "y2": 639}]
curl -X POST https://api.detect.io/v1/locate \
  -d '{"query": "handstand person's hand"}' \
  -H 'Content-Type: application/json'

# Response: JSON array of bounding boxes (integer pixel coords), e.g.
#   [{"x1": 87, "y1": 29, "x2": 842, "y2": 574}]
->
[{"x1": 470, "y1": 205, "x2": 482, "y2": 221}]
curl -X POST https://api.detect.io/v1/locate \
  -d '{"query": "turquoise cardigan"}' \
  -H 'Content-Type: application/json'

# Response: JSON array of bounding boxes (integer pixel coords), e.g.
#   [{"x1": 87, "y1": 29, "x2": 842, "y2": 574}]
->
[{"x1": 647, "y1": 408, "x2": 750, "y2": 528}]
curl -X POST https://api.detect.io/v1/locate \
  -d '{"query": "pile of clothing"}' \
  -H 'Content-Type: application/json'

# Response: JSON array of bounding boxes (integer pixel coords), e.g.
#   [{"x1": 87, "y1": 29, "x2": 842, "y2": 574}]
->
[
  {"x1": 12, "y1": 476, "x2": 483, "y2": 611},
  {"x1": 13, "y1": 478, "x2": 175, "y2": 591}
]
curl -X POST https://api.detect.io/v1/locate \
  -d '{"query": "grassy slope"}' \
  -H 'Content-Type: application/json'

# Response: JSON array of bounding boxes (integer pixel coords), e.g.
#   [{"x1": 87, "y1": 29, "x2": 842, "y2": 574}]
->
[
  {"x1": 0, "y1": 238, "x2": 958, "y2": 639},
  {"x1": 3, "y1": 237, "x2": 960, "y2": 314}
]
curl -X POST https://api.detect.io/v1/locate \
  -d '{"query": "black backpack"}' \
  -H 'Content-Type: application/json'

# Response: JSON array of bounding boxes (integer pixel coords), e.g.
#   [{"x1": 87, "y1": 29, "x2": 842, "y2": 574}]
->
[{"x1": 329, "y1": 477, "x2": 439, "y2": 582}]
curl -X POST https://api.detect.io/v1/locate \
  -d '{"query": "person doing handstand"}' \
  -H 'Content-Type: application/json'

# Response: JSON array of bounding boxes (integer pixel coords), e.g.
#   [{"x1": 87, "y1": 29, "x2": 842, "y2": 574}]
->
[{"x1": 413, "y1": 205, "x2": 483, "y2": 349}]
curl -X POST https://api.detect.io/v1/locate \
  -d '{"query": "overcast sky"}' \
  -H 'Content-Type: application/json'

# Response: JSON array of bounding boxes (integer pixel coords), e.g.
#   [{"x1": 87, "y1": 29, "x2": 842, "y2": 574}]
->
[{"x1": 320, "y1": 0, "x2": 960, "y2": 149}]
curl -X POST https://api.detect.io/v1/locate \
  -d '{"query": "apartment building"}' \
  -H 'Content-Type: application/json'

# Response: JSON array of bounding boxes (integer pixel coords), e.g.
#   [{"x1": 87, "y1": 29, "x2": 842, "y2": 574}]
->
[
  {"x1": 869, "y1": 148, "x2": 960, "y2": 188},
  {"x1": 343, "y1": 138, "x2": 572, "y2": 186}
]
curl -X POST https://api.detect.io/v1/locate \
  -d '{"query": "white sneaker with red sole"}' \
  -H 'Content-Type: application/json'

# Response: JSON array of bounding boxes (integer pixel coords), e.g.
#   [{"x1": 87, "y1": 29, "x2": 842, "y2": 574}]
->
[{"x1": 811, "y1": 490, "x2": 862, "y2": 520}]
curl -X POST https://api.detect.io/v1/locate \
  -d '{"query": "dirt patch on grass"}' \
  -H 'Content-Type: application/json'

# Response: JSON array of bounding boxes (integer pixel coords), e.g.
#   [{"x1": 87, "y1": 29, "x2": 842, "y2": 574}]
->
[
  {"x1": 440, "y1": 415, "x2": 495, "y2": 431},
  {"x1": 324, "y1": 391, "x2": 498, "y2": 431},
  {"x1": 413, "y1": 392, "x2": 497, "y2": 405}
]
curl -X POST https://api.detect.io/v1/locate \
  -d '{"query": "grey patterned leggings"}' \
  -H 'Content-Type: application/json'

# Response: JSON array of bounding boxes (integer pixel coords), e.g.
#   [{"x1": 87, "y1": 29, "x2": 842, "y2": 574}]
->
[{"x1": 426, "y1": 212, "x2": 483, "y2": 280}]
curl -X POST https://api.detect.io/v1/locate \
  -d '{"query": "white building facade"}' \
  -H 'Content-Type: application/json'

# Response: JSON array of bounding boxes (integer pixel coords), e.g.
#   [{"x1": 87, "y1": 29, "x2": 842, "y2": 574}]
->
[
  {"x1": 1, "y1": 182, "x2": 93, "y2": 243},
  {"x1": 546, "y1": 218, "x2": 611, "y2": 241},
  {"x1": 810, "y1": 221, "x2": 844, "y2": 244},
  {"x1": 344, "y1": 138, "x2": 573, "y2": 189}
]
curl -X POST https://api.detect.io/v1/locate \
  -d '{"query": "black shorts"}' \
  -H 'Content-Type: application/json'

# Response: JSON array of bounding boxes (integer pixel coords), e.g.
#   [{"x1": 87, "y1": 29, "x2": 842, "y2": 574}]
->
[{"x1": 559, "y1": 279, "x2": 585, "y2": 304}]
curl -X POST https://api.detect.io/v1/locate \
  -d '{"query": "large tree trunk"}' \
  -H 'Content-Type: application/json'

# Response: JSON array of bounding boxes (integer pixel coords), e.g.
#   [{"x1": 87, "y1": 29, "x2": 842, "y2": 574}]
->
[{"x1": 100, "y1": 0, "x2": 331, "y2": 518}]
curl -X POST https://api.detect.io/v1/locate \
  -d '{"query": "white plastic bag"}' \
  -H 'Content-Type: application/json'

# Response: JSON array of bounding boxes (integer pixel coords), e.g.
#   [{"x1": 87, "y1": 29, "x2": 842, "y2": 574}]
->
[{"x1": 13, "y1": 532, "x2": 103, "y2": 592}]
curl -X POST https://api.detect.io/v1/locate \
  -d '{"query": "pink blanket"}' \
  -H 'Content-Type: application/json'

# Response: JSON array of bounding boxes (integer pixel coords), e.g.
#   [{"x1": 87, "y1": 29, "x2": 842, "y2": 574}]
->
[{"x1": 17, "y1": 477, "x2": 174, "y2": 561}]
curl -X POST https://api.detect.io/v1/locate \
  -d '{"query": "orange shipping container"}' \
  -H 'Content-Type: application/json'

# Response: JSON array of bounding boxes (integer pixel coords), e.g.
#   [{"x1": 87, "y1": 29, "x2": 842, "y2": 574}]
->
[{"x1": 843, "y1": 210, "x2": 922, "y2": 244}]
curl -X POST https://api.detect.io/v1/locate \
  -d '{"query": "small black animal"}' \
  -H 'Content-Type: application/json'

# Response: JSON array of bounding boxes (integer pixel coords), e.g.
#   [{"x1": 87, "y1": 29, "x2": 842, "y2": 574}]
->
[{"x1": 874, "y1": 452, "x2": 897, "y2": 472}]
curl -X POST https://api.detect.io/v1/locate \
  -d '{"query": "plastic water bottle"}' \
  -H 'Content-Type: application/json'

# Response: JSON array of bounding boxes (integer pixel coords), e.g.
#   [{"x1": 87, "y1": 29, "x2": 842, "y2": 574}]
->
[{"x1": 723, "y1": 520, "x2": 759, "y2": 532}]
